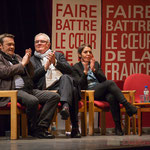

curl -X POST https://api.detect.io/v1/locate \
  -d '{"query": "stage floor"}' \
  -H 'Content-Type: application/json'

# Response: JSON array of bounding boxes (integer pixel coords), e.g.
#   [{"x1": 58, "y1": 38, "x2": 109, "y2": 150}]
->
[{"x1": 1, "y1": 133, "x2": 150, "y2": 150}]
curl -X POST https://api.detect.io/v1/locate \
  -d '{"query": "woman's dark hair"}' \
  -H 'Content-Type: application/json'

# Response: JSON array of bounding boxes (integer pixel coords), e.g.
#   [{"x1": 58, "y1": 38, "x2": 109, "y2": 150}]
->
[{"x1": 78, "y1": 44, "x2": 92, "y2": 59}]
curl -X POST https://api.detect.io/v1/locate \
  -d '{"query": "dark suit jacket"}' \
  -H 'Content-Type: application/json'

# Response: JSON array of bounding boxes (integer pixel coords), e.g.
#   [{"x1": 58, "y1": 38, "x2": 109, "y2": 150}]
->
[
  {"x1": 31, "y1": 51, "x2": 73, "y2": 90},
  {"x1": 72, "y1": 61, "x2": 107, "y2": 90},
  {"x1": 0, "y1": 53, "x2": 34, "y2": 107}
]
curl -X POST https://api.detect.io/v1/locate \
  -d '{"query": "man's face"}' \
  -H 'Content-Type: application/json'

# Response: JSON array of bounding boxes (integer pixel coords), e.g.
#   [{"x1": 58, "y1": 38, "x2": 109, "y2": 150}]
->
[
  {"x1": 34, "y1": 35, "x2": 50, "y2": 54},
  {"x1": 0, "y1": 37, "x2": 15, "y2": 56}
]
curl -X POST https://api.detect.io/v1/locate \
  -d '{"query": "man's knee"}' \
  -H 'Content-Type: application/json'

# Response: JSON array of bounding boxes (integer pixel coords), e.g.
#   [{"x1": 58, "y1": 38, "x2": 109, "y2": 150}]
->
[
  {"x1": 47, "y1": 92, "x2": 60, "y2": 103},
  {"x1": 28, "y1": 97, "x2": 39, "y2": 107},
  {"x1": 60, "y1": 74, "x2": 72, "y2": 81}
]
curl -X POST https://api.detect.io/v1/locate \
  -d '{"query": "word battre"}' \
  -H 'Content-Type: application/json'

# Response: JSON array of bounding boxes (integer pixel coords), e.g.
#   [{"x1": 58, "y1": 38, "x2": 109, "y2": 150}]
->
[
  {"x1": 105, "y1": 33, "x2": 150, "y2": 50},
  {"x1": 56, "y1": 19, "x2": 97, "y2": 31},
  {"x1": 106, "y1": 20, "x2": 150, "y2": 32}
]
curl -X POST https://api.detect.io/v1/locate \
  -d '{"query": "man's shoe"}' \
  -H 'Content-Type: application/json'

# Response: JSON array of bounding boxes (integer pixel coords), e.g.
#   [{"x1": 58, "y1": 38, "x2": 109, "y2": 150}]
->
[
  {"x1": 33, "y1": 128, "x2": 55, "y2": 139},
  {"x1": 71, "y1": 128, "x2": 81, "y2": 138},
  {"x1": 115, "y1": 127, "x2": 124, "y2": 136},
  {"x1": 34, "y1": 131, "x2": 55, "y2": 139},
  {"x1": 60, "y1": 106, "x2": 70, "y2": 120},
  {"x1": 126, "y1": 104, "x2": 137, "y2": 117}
]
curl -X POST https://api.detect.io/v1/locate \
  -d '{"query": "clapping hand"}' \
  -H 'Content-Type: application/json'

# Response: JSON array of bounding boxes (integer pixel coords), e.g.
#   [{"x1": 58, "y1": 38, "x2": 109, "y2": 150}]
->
[
  {"x1": 82, "y1": 61, "x2": 89, "y2": 75},
  {"x1": 21, "y1": 48, "x2": 32, "y2": 67},
  {"x1": 90, "y1": 56, "x2": 96, "y2": 72},
  {"x1": 44, "y1": 51, "x2": 55, "y2": 71}
]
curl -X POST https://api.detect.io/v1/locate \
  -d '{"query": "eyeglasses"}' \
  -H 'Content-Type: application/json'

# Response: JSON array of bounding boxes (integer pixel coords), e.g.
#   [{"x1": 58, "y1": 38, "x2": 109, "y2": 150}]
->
[{"x1": 34, "y1": 40, "x2": 47, "y2": 44}]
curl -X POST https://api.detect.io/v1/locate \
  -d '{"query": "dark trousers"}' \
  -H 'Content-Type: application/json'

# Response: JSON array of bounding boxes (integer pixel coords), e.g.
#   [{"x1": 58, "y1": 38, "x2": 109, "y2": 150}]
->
[
  {"x1": 92, "y1": 80, "x2": 127, "y2": 124},
  {"x1": 47, "y1": 74, "x2": 80, "y2": 128},
  {"x1": 17, "y1": 89, "x2": 60, "y2": 129}
]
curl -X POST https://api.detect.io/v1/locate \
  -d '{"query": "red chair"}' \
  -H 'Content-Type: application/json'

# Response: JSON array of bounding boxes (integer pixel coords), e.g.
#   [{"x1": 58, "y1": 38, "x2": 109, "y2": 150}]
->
[
  {"x1": 87, "y1": 90, "x2": 135, "y2": 135},
  {"x1": 123, "y1": 73, "x2": 150, "y2": 135},
  {"x1": 0, "y1": 90, "x2": 28, "y2": 139}
]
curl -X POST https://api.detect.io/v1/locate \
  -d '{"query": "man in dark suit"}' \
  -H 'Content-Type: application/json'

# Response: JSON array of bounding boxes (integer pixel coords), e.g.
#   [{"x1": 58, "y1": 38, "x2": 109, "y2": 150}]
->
[
  {"x1": 30, "y1": 33, "x2": 81, "y2": 138},
  {"x1": 0, "y1": 33, "x2": 60, "y2": 139}
]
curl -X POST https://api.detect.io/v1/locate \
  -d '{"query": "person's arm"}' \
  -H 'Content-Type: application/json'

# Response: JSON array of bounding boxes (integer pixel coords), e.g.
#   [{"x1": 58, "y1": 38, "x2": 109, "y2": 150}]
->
[
  {"x1": 55, "y1": 52, "x2": 72, "y2": 74},
  {"x1": 30, "y1": 56, "x2": 47, "y2": 83},
  {"x1": 0, "y1": 55, "x2": 25, "y2": 79},
  {"x1": 93, "y1": 61, "x2": 107, "y2": 82},
  {"x1": 72, "y1": 63, "x2": 88, "y2": 90}
]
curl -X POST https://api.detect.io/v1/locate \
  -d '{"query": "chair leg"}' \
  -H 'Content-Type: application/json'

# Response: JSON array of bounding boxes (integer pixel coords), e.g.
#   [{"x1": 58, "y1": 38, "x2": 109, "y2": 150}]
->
[
  {"x1": 124, "y1": 113, "x2": 130, "y2": 135},
  {"x1": 132, "y1": 114, "x2": 137, "y2": 135},
  {"x1": 21, "y1": 113, "x2": 28, "y2": 138},
  {"x1": 80, "y1": 112, "x2": 87, "y2": 136},
  {"x1": 17, "y1": 115, "x2": 20, "y2": 138},
  {"x1": 100, "y1": 111, "x2": 106, "y2": 135},
  {"x1": 11, "y1": 107, "x2": 17, "y2": 140},
  {"x1": 138, "y1": 108, "x2": 142, "y2": 136},
  {"x1": 89, "y1": 106, "x2": 94, "y2": 135}
]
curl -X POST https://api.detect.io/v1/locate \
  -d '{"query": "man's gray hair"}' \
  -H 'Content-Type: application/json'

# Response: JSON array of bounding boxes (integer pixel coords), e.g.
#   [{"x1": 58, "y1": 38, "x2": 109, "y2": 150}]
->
[{"x1": 34, "y1": 33, "x2": 50, "y2": 42}]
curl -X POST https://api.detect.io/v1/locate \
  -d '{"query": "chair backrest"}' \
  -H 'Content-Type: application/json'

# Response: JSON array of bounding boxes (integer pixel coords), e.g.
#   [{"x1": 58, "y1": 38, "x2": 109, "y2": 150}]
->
[{"x1": 123, "y1": 73, "x2": 150, "y2": 102}]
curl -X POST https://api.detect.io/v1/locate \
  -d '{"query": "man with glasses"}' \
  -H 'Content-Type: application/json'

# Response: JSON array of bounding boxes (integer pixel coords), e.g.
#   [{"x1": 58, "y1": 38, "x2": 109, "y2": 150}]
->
[
  {"x1": 0, "y1": 33, "x2": 60, "y2": 139},
  {"x1": 31, "y1": 33, "x2": 81, "y2": 138}
]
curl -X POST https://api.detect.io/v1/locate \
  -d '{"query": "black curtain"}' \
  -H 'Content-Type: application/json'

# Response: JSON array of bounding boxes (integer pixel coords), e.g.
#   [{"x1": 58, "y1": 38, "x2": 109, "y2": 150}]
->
[{"x1": 0, "y1": 0, "x2": 52, "y2": 57}]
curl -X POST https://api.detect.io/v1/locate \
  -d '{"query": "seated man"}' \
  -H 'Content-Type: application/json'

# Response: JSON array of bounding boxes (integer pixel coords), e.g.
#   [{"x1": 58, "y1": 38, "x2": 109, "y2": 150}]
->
[
  {"x1": 30, "y1": 33, "x2": 81, "y2": 138},
  {"x1": 0, "y1": 33, "x2": 60, "y2": 139}
]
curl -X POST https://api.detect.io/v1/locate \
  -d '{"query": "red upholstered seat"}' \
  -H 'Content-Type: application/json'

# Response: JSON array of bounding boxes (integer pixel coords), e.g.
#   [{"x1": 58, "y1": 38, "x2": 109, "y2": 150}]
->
[
  {"x1": 78, "y1": 101, "x2": 83, "y2": 109},
  {"x1": 0, "y1": 102, "x2": 42, "y2": 110},
  {"x1": 0, "y1": 102, "x2": 24, "y2": 110},
  {"x1": 94, "y1": 101, "x2": 110, "y2": 110}
]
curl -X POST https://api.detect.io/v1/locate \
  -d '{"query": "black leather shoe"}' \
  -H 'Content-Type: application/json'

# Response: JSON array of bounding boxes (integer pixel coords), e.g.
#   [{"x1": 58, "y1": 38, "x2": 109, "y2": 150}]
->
[
  {"x1": 71, "y1": 128, "x2": 81, "y2": 138},
  {"x1": 126, "y1": 104, "x2": 137, "y2": 117},
  {"x1": 115, "y1": 127, "x2": 124, "y2": 136},
  {"x1": 33, "y1": 129, "x2": 55, "y2": 139},
  {"x1": 60, "y1": 106, "x2": 70, "y2": 120}
]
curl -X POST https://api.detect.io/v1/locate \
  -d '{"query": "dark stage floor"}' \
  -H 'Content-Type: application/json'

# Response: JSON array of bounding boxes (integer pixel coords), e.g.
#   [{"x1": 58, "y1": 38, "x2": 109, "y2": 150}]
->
[{"x1": 1, "y1": 133, "x2": 150, "y2": 150}]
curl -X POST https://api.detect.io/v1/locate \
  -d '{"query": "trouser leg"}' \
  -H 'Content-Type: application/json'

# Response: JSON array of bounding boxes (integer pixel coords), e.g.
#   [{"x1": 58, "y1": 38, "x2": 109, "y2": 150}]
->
[
  {"x1": 48, "y1": 75, "x2": 80, "y2": 128},
  {"x1": 69, "y1": 87, "x2": 79, "y2": 128},
  {"x1": 94, "y1": 80, "x2": 127, "y2": 104},
  {"x1": 59, "y1": 75, "x2": 80, "y2": 128},
  {"x1": 105, "y1": 80, "x2": 137, "y2": 116},
  {"x1": 105, "y1": 93, "x2": 121, "y2": 123},
  {"x1": 58, "y1": 75, "x2": 74, "y2": 106},
  {"x1": 32, "y1": 89, "x2": 60, "y2": 129},
  {"x1": 17, "y1": 90, "x2": 39, "y2": 129},
  {"x1": 94, "y1": 80, "x2": 137, "y2": 117}
]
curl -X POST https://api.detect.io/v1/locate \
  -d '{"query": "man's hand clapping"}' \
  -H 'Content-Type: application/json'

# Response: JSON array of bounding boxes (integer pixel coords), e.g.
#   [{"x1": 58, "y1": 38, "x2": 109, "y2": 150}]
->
[
  {"x1": 44, "y1": 51, "x2": 55, "y2": 71},
  {"x1": 21, "y1": 48, "x2": 32, "y2": 67}
]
